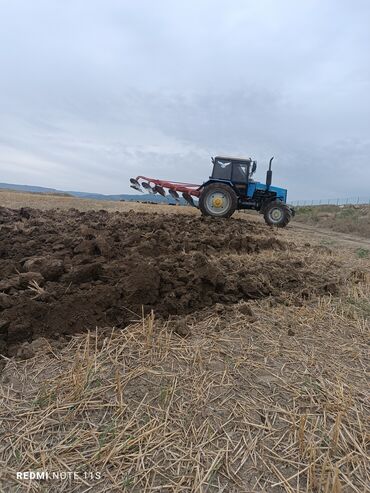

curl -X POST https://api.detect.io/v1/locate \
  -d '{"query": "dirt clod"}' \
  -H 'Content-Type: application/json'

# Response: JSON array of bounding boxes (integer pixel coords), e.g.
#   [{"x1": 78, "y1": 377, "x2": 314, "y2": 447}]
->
[
  {"x1": 23, "y1": 257, "x2": 64, "y2": 281},
  {"x1": 171, "y1": 320, "x2": 191, "y2": 337}
]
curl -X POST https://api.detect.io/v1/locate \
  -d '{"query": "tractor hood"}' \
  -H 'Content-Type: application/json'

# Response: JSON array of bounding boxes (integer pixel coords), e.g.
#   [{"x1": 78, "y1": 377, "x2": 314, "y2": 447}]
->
[{"x1": 248, "y1": 182, "x2": 288, "y2": 203}]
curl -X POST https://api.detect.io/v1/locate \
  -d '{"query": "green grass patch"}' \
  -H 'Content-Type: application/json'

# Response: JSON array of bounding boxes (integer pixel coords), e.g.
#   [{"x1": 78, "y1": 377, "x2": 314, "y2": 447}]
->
[{"x1": 355, "y1": 248, "x2": 369, "y2": 259}]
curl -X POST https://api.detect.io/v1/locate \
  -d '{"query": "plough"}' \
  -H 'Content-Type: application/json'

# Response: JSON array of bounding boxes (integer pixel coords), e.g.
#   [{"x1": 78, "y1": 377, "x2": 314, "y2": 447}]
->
[{"x1": 130, "y1": 176, "x2": 200, "y2": 207}]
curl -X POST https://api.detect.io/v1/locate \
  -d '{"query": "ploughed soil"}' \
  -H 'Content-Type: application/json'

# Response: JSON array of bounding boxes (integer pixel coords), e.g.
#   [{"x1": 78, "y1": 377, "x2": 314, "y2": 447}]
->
[{"x1": 0, "y1": 206, "x2": 344, "y2": 355}]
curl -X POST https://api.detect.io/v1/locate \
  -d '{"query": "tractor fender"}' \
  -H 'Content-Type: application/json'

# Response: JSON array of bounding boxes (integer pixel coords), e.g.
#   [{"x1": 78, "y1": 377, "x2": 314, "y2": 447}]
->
[{"x1": 198, "y1": 179, "x2": 240, "y2": 196}]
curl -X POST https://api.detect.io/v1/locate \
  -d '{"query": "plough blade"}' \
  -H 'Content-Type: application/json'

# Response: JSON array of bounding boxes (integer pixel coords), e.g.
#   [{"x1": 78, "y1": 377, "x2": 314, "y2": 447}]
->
[
  {"x1": 130, "y1": 178, "x2": 143, "y2": 192},
  {"x1": 141, "y1": 182, "x2": 155, "y2": 193},
  {"x1": 182, "y1": 192, "x2": 196, "y2": 207},
  {"x1": 153, "y1": 185, "x2": 166, "y2": 197},
  {"x1": 169, "y1": 189, "x2": 180, "y2": 201},
  {"x1": 130, "y1": 185, "x2": 143, "y2": 192}
]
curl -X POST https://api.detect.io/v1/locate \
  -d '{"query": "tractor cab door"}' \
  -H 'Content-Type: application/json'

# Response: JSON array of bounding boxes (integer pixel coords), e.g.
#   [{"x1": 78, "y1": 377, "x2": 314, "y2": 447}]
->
[{"x1": 232, "y1": 162, "x2": 250, "y2": 196}]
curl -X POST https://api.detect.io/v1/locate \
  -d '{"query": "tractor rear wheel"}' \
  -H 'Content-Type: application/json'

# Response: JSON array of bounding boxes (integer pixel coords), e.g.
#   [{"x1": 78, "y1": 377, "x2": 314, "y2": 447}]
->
[
  {"x1": 199, "y1": 183, "x2": 238, "y2": 218},
  {"x1": 263, "y1": 200, "x2": 292, "y2": 227}
]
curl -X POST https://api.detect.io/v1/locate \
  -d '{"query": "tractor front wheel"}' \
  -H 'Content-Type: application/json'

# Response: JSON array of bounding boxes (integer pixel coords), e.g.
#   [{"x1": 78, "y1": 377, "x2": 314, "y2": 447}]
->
[
  {"x1": 263, "y1": 201, "x2": 292, "y2": 227},
  {"x1": 199, "y1": 183, "x2": 238, "y2": 218}
]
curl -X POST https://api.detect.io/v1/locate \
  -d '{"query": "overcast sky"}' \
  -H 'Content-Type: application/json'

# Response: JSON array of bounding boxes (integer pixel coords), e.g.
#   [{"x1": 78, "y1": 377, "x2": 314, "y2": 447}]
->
[{"x1": 0, "y1": 0, "x2": 369, "y2": 200}]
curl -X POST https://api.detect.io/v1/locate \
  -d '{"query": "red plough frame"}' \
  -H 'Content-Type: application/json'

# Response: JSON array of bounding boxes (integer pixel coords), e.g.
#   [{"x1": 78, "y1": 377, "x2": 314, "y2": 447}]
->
[{"x1": 135, "y1": 176, "x2": 201, "y2": 197}]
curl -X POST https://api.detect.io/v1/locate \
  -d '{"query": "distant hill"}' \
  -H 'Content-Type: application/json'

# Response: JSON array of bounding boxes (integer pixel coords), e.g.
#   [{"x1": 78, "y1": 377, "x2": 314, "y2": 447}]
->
[
  {"x1": 0, "y1": 183, "x2": 60, "y2": 194},
  {"x1": 0, "y1": 182, "x2": 181, "y2": 204}
]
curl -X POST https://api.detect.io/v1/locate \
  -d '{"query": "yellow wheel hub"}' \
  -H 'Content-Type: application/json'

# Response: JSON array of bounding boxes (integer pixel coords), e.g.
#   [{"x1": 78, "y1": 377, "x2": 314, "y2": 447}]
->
[{"x1": 212, "y1": 197, "x2": 224, "y2": 208}]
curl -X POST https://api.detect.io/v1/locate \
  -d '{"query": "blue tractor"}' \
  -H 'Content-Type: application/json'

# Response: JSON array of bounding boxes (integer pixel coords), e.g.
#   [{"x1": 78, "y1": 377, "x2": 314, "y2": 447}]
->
[
  {"x1": 198, "y1": 156, "x2": 294, "y2": 226},
  {"x1": 130, "y1": 155, "x2": 294, "y2": 227}
]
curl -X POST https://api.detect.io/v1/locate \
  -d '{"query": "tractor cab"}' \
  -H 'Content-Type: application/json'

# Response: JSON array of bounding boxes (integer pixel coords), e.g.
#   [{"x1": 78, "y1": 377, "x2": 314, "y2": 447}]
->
[{"x1": 211, "y1": 156, "x2": 256, "y2": 184}]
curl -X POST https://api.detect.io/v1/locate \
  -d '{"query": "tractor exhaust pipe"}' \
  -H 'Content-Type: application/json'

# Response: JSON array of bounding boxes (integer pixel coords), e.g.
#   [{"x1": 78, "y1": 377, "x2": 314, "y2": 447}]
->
[{"x1": 266, "y1": 156, "x2": 274, "y2": 189}]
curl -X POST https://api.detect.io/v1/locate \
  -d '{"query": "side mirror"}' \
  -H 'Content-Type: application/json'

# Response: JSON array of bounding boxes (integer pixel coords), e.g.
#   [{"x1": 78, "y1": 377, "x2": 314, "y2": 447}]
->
[{"x1": 252, "y1": 161, "x2": 257, "y2": 174}]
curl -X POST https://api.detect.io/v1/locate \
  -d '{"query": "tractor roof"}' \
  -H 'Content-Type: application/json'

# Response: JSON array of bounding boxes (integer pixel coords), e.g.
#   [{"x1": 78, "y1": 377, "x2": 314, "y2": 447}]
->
[{"x1": 214, "y1": 156, "x2": 252, "y2": 163}]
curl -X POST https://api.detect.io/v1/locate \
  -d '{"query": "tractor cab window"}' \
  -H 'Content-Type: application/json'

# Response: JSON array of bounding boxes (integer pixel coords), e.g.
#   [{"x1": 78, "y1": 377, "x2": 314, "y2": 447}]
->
[
  {"x1": 232, "y1": 163, "x2": 249, "y2": 183},
  {"x1": 212, "y1": 159, "x2": 232, "y2": 180}
]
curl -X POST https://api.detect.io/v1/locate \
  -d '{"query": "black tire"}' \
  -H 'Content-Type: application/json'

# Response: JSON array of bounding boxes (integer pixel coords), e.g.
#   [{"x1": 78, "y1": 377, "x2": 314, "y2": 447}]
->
[
  {"x1": 263, "y1": 200, "x2": 292, "y2": 227},
  {"x1": 199, "y1": 183, "x2": 238, "y2": 218}
]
